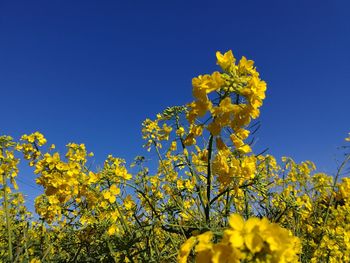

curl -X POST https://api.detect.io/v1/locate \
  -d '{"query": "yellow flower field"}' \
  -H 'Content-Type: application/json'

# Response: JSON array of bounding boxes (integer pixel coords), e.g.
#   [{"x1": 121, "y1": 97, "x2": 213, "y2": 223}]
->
[{"x1": 1, "y1": 51, "x2": 350, "y2": 262}]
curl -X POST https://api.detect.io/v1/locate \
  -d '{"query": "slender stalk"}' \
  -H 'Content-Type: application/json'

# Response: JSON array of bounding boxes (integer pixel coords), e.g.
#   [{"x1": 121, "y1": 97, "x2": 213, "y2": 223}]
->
[
  {"x1": 153, "y1": 140, "x2": 203, "y2": 221},
  {"x1": 23, "y1": 223, "x2": 30, "y2": 261},
  {"x1": 225, "y1": 190, "x2": 230, "y2": 223},
  {"x1": 107, "y1": 240, "x2": 118, "y2": 263},
  {"x1": 205, "y1": 135, "x2": 214, "y2": 225},
  {"x1": 243, "y1": 188, "x2": 249, "y2": 220},
  {"x1": 174, "y1": 117, "x2": 206, "y2": 217},
  {"x1": 70, "y1": 243, "x2": 83, "y2": 263},
  {"x1": 115, "y1": 200, "x2": 131, "y2": 234},
  {"x1": 3, "y1": 172, "x2": 13, "y2": 262}
]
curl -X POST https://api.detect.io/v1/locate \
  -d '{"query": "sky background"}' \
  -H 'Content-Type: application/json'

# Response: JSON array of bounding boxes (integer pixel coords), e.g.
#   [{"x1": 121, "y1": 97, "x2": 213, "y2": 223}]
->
[{"x1": 1, "y1": 0, "x2": 349, "y2": 208}]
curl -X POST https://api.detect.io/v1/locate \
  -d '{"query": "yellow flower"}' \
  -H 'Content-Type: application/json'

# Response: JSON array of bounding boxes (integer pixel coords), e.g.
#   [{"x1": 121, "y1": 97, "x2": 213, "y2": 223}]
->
[
  {"x1": 110, "y1": 184, "x2": 120, "y2": 195},
  {"x1": 195, "y1": 232, "x2": 214, "y2": 263},
  {"x1": 178, "y1": 236, "x2": 197, "y2": 263},
  {"x1": 184, "y1": 179, "x2": 194, "y2": 190},
  {"x1": 108, "y1": 225, "x2": 119, "y2": 236},
  {"x1": 103, "y1": 190, "x2": 116, "y2": 203},
  {"x1": 212, "y1": 243, "x2": 240, "y2": 263},
  {"x1": 170, "y1": 141, "x2": 177, "y2": 151},
  {"x1": 238, "y1": 56, "x2": 254, "y2": 73},
  {"x1": 236, "y1": 128, "x2": 250, "y2": 140},
  {"x1": 124, "y1": 195, "x2": 135, "y2": 210},
  {"x1": 88, "y1": 171, "x2": 99, "y2": 183},
  {"x1": 176, "y1": 127, "x2": 185, "y2": 137},
  {"x1": 216, "y1": 50, "x2": 235, "y2": 71},
  {"x1": 226, "y1": 214, "x2": 245, "y2": 248},
  {"x1": 243, "y1": 217, "x2": 265, "y2": 253},
  {"x1": 225, "y1": 215, "x2": 265, "y2": 253},
  {"x1": 192, "y1": 72, "x2": 223, "y2": 100}
]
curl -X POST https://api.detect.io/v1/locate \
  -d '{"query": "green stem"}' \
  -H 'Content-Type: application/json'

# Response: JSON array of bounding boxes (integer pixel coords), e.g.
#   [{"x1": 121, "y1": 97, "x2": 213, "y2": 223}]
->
[
  {"x1": 3, "y1": 172, "x2": 13, "y2": 262},
  {"x1": 244, "y1": 188, "x2": 249, "y2": 220},
  {"x1": 23, "y1": 223, "x2": 30, "y2": 262},
  {"x1": 153, "y1": 140, "x2": 199, "y2": 218},
  {"x1": 174, "y1": 118, "x2": 206, "y2": 217},
  {"x1": 205, "y1": 135, "x2": 214, "y2": 225},
  {"x1": 115, "y1": 200, "x2": 131, "y2": 234},
  {"x1": 107, "y1": 240, "x2": 118, "y2": 263},
  {"x1": 323, "y1": 153, "x2": 350, "y2": 226},
  {"x1": 225, "y1": 190, "x2": 230, "y2": 223}
]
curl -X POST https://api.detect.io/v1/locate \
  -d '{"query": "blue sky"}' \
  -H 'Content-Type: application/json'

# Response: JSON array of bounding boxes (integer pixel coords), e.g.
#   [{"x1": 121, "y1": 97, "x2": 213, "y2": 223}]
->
[{"x1": 1, "y1": 0, "x2": 349, "y2": 206}]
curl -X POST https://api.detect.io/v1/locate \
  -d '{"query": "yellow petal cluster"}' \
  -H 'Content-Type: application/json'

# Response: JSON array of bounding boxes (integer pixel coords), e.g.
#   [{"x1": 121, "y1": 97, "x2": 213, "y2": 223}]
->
[{"x1": 178, "y1": 214, "x2": 300, "y2": 263}]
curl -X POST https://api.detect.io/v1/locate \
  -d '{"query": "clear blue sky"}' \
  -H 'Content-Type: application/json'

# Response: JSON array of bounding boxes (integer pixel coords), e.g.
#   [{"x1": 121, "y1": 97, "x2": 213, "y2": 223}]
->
[{"x1": 1, "y1": 0, "x2": 349, "y2": 205}]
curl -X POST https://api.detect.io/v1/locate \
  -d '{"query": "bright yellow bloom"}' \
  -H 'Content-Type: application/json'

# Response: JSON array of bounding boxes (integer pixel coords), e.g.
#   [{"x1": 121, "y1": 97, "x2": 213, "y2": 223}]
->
[
  {"x1": 103, "y1": 191, "x2": 116, "y2": 203},
  {"x1": 216, "y1": 50, "x2": 235, "y2": 71},
  {"x1": 178, "y1": 236, "x2": 197, "y2": 263},
  {"x1": 110, "y1": 184, "x2": 120, "y2": 195},
  {"x1": 108, "y1": 225, "x2": 119, "y2": 236},
  {"x1": 238, "y1": 56, "x2": 254, "y2": 74}
]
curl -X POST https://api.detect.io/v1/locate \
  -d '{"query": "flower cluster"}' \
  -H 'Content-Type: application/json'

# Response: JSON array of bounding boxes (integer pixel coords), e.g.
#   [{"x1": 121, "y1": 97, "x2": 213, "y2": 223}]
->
[
  {"x1": 178, "y1": 214, "x2": 301, "y2": 263},
  {"x1": 186, "y1": 50, "x2": 266, "y2": 153}
]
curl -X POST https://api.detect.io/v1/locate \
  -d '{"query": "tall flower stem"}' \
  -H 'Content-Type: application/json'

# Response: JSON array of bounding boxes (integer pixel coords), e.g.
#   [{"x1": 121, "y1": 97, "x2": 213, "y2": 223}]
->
[
  {"x1": 205, "y1": 135, "x2": 214, "y2": 225},
  {"x1": 2, "y1": 172, "x2": 13, "y2": 262}
]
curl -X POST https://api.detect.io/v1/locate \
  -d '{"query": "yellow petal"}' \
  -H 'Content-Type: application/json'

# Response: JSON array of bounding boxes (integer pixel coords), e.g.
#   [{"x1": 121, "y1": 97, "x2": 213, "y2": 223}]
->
[
  {"x1": 110, "y1": 184, "x2": 120, "y2": 195},
  {"x1": 228, "y1": 214, "x2": 244, "y2": 231}
]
